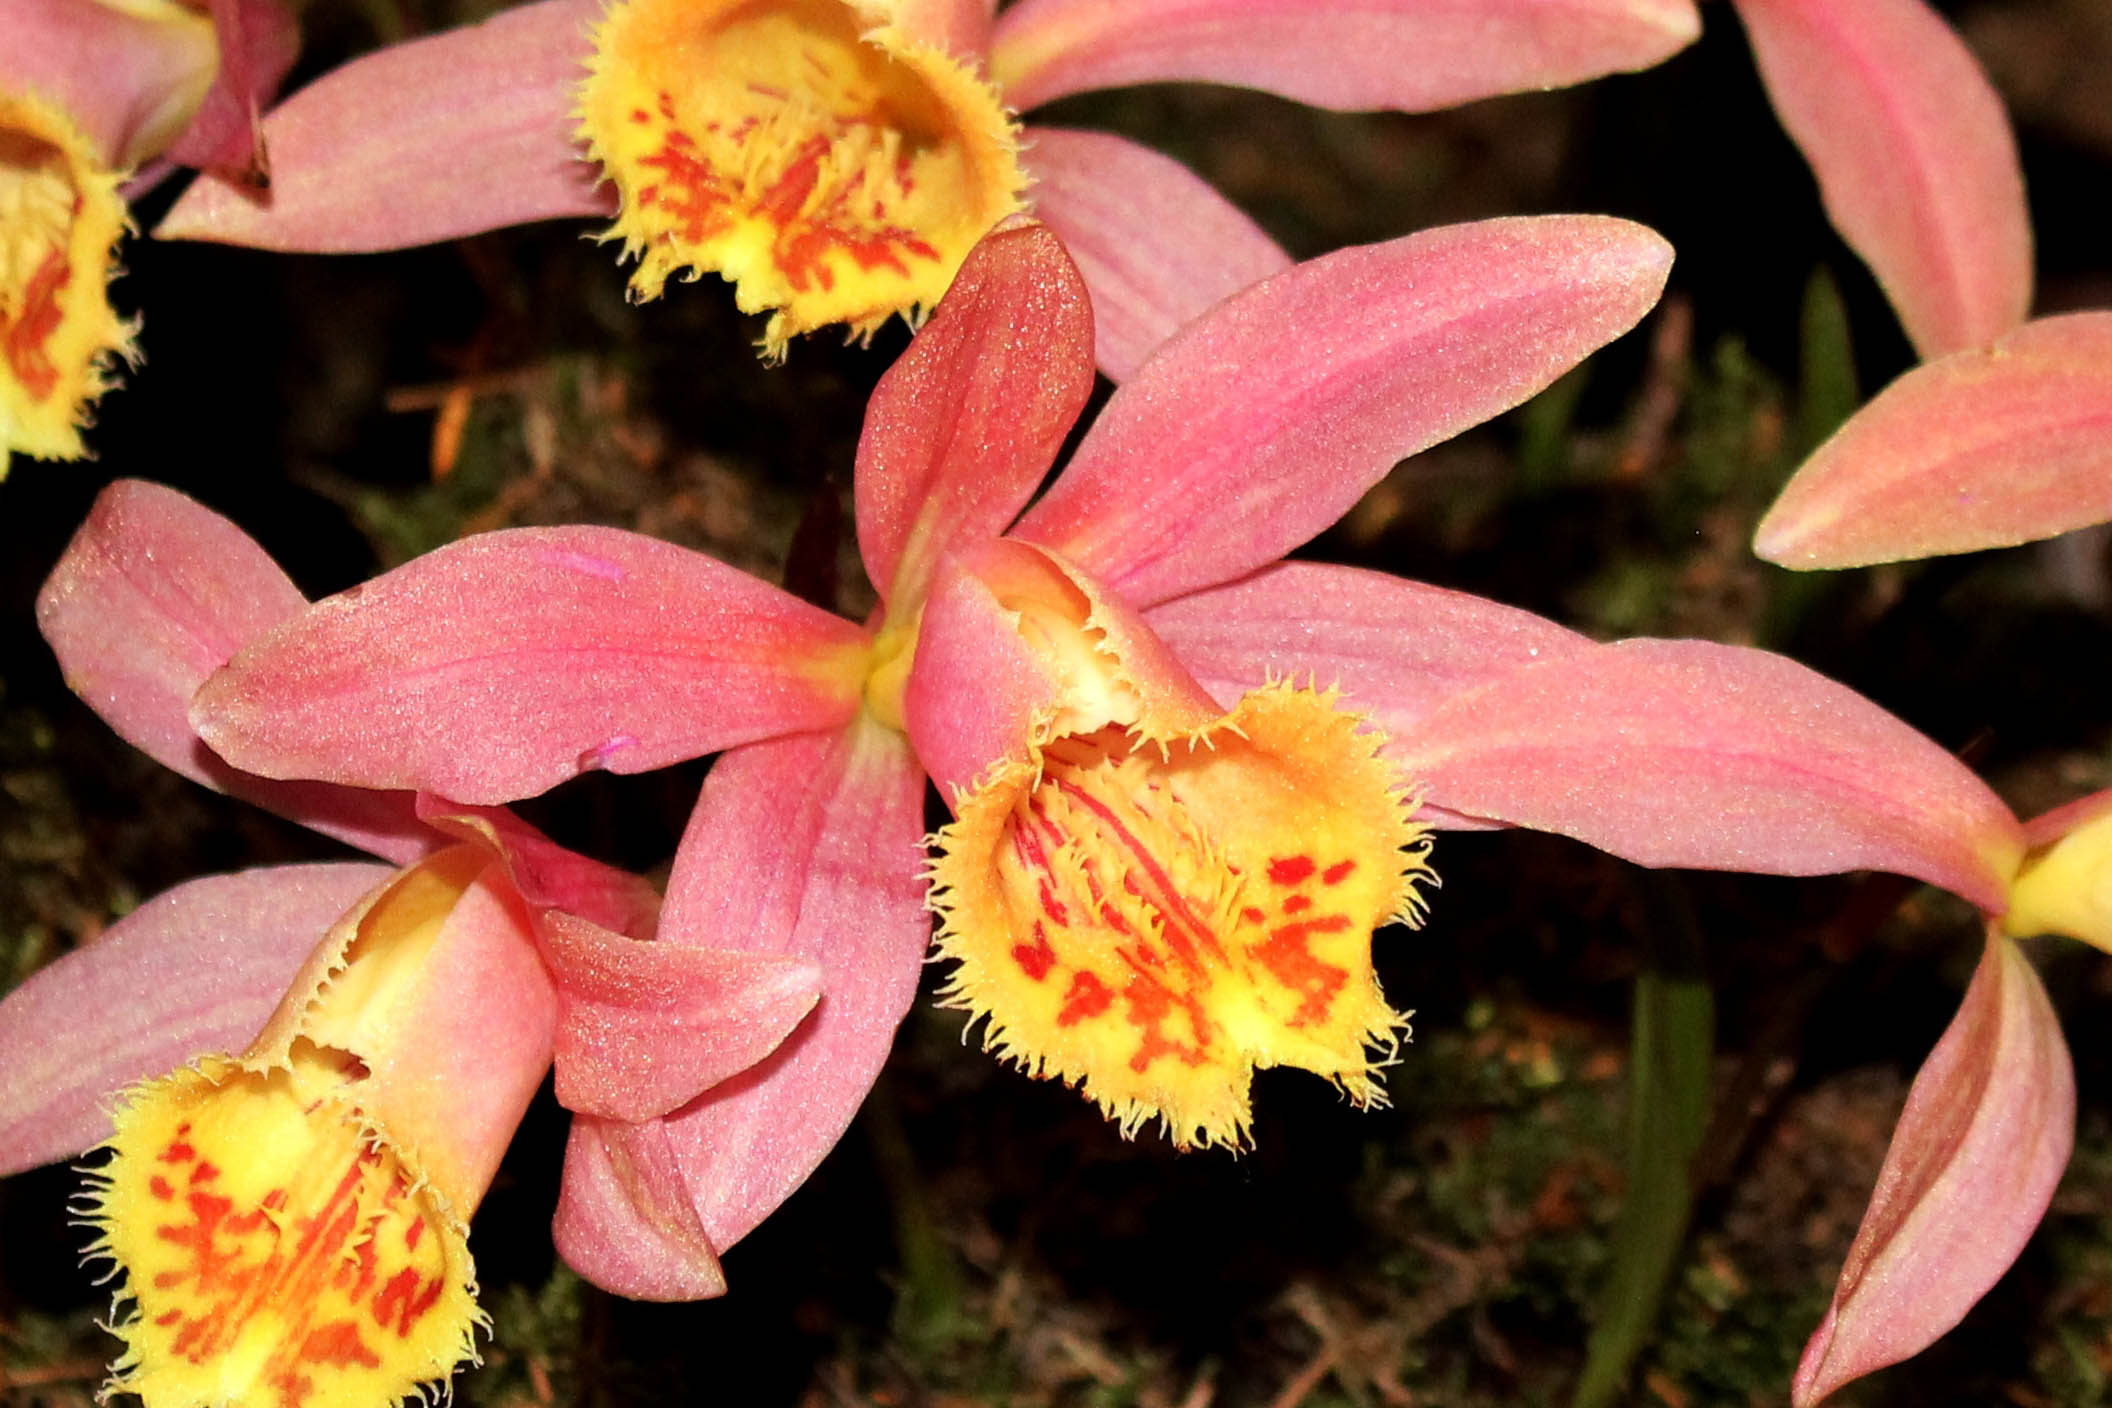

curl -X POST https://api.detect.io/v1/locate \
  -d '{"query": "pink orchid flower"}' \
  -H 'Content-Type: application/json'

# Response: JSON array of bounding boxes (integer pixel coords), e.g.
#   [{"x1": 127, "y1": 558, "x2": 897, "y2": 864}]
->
[
  {"x1": 187, "y1": 218, "x2": 2046, "y2": 1300},
  {"x1": 0, "y1": 480, "x2": 828, "y2": 1406},
  {"x1": 1727, "y1": 0, "x2": 2097, "y2": 570},
  {"x1": 153, "y1": 0, "x2": 1700, "y2": 375},
  {"x1": 1, "y1": 0, "x2": 297, "y2": 467}
]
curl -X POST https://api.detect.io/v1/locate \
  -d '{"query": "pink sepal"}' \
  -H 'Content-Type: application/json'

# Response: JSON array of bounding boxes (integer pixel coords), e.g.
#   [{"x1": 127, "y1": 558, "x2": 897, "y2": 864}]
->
[
  {"x1": 191, "y1": 525, "x2": 869, "y2": 805},
  {"x1": 2023, "y1": 788, "x2": 2112, "y2": 851},
  {"x1": 1021, "y1": 126, "x2": 1291, "y2": 382},
  {"x1": 554, "y1": 1115, "x2": 727, "y2": 1301},
  {"x1": 855, "y1": 221, "x2": 1094, "y2": 611},
  {"x1": 0, "y1": 863, "x2": 391, "y2": 1177},
  {"x1": 1011, "y1": 216, "x2": 1674, "y2": 608},
  {"x1": 1392, "y1": 638, "x2": 2025, "y2": 910},
  {"x1": 990, "y1": 0, "x2": 1700, "y2": 114},
  {"x1": 1794, "y1": 932, "x2": 2073, "y2": 1405},
  {"x1": 417, "y1": 797, "x2": 661, "y2": 940},
  {"x1": 1144, "y1": 561, "x2": 1594, "y2": 731},
  {"x1": 537, "y1": 910, "x2": 822, "y2": 1123},
  {"x1": 37, "y1": 480, "x2": 429, "y2": 863},
  {"x1": 161, "y1": 0, "x2": 299, "y2": 182},
  {"x1": 156, "y1": 0, "x2": 610, "y2": 251},
  {"x1": 653, "y1": 722, "x2": 929, "y2": 1253},
  {"x1": 1754, "y1": 313, "x2": 2112, "y2": 568},
  {"x1": 1731, "y1": 0, "x2": 2031, "y2": 359}
]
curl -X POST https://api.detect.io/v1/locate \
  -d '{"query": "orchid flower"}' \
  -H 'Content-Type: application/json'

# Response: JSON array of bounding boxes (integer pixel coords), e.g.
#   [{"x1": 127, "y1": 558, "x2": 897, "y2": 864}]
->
[
  {"x1": 0, "y1": 480, "x2": 827, "y2": 1406},
  {"x1": 1725, "y1": 0, "x2": 2101, "y2": 570},
  {"x1": 1, "y1": 0, "x2": 296, "y2": 468},
  {"x1": 182, "y1": 217, "x2": 2063, "y2": 1305},
  {"x1": 153, "y1": 0, "x2": 1701, "y2": 375}
]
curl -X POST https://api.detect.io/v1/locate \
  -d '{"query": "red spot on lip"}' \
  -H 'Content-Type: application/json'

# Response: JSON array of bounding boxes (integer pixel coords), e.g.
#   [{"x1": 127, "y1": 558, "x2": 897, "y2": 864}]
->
[
  {"x1": 149, "y1": 1175, "x2": 175, "y2": 1200},
  {"x1": 160, "y1": 1140, "x2": 196, "y2": 1163},
  {"x1": 190, "y1": 1160, "x2": 220, "y2": 1184},
  {"x1": 1268, "y1": 856, "x2": 1316, "y2": 886},
  {"x1": 1012, "y1": 923, "x2": 1056, "y2": 983},
  {"x1": 1256, "y1": 916, "x2": 1353, "y2": 1026},
  {"x1": 1322, "y1": 860, "x2": 1356, "y2": 885},
  {"x1": 373, "y1": 1267, "x2": 445, "y2": 1336},
  {"x1": 1057, "y1": 970, "x2": 1114, "y2": 1026},
  {"x1": 2, "y1": 248, "x2": 69, "y2": 401},
  {"x1": 1240, "y1": 906, "x2": 1268, "y2": 925},
  {"x1": 1283, "y1": 895, "x2": 1312, "y2": 914}
]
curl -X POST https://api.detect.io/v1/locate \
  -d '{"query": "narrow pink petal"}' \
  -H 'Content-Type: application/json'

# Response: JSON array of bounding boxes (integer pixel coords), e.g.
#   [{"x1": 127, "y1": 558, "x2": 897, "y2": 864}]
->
[
  {"x1": 1010, "y1": 216, "x2": 1674, "y2": 608},
  {"x1": 854, "y1": 221, "x2": 1094, "y2": 610},
  {"x1": 156, "y1": 0, "x2": 609, "y2": 251},
  {"x1": 1144, "y1": 561, "x2": 1594, "y2": 731},
  {"x1": 2023, "y1": 787, "x2": 2112, "y2": 851},
  {"x1": 37, "y1": 480, "x2": 429, "y2": 863},
  {"x1": 1021, "y1": 127, "x2": 1291, "y2": 382},
  {"x1": 192, "y1": 526, "x2": 870, "y2": 805},
  {"x1": 1755, "y1": 313, "x2": 2112, "y2": 568},
  {"x1": 538, "y1": 910, "x2": 822, "y2": 1123},
  {"x1": 990, "y1": 0, "x2": 1700, "y2": 113},
  {"x1": 161, "y1": 0, "x2": 300, "y2": 181},
  {"x1": 554, "y1": 1115, "x2": 727, "y2": 1301},
  {"x1": 1, "y1": 0, "x2": 218, "y2": 166},
  {"x1": 1732, "y1": 0, "x2": 2031, "y2": 359},
  {"x1": 654, "y1": 721, "x2": 929, "y2": 1253},
  {"x1": 1391, "y1": 638, "x2": 2025, "y2": 910},
  {"x1": 0, "y1": 863, "x2": 391, "y2": 1176},
  {"x1": 1794, "y1": 932, "x2": 2072, "y2": 1405}
]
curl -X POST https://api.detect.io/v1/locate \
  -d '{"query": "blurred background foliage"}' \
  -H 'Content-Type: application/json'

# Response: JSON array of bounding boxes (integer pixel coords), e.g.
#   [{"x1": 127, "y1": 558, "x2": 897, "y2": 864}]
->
[{"x1": 5, "y1": 0, "x2": 2112, "y2": 1404}]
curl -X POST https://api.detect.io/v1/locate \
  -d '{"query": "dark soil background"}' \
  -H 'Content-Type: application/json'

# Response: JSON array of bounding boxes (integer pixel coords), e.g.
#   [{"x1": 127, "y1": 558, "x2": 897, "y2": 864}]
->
[{"x1": 7, "y1": 2, "x2": 2112, "y2": 1405}]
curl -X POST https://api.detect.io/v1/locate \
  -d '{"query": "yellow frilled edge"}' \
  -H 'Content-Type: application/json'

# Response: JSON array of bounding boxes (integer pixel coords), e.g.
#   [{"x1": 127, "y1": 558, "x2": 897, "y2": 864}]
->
[
  {"x1": 1, "y1": 91, "x2": 138, "y2": 470},
  {"x1": 928, "y1": 678, "x2": 1435, "y2": 1151},
  {"x1": 576, "y1": 0, "x2": 1028, "y2": 357}
]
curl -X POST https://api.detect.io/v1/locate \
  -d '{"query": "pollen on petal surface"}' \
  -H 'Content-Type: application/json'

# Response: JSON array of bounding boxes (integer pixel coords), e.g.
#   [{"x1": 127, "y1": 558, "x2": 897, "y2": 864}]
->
[
  {"x1": 86, "y1": 1050, "x2": 481, "y2": 1408},
  {"x1": 929, "y1": 679, "x2": 1431, "y2": 1150},
  {"x1": 1, "y1": 93, "x2": 137, "y2": 467},
  {"x1": 576, "y1": 0, "x2": 1027, "y2": 355}
]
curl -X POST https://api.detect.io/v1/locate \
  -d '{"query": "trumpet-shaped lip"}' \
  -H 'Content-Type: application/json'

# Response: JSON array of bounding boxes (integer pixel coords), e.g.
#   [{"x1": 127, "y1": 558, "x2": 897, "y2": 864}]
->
[{"x1": 577, "y1": 0, "x2": 1028, "y2": 352}]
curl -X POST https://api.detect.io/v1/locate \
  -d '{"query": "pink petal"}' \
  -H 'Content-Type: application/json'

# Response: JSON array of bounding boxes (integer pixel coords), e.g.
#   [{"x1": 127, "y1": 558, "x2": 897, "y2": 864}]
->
[
  {"x1": 1144, "y1": 561, "x2": 1594, "y2": 733},
  {"x1": 191, "y1": 525, "x2": 870, "y2": 805},
  {"x1": 37, "y1": 480, "x2": 429, "y2": 863},
  {"x1": 416, "y1": 797, "x2": 662, "y2": 940},
  {"x1": 1732, "y1": 0, "x2": 2031, "y2": 359},
  {"x1": 1021, "y1": 126, "x2": 1291, "y2": 382},
  {"x1": 1754, "y1": 313, "x2": 2112, "y2": 568},
  {"x1": 989, "y1": 0, "x2": 1700, "y2": 114},
  {"x1": 1794, "y1": 932, "x2": 2072, "y2": 1405},
  {"x1": 555, "y1": 1115, "x2": 726, "y2": 1301},
  {"x1": 1010, "y1": 215, "x2": 1674, "y2": 608},
  {"x1": 156, "y1": 0, "x2": 609, "y2": 251},
  {"x1": 538, "y1": 910, "x2": 822, "y2": 1123},
  {"x1": 654, "y1": 722, "x2": 929, "y2": 1254},
  {"x1": 0, "y1": 863, "x2": 392, "y2": 1176},
  {"x1": 1391, "y1": 638, "x2": 2026, "y2": 910},
  {"x1": 2023, "y1": 787, "x2": 2112, "y2": 851},
  {"x1": 854, "y1": 221, "x2": 1094, "y2": 611},
  {"x1": 161, "y1": 0, "x2": 300, "y2": 181},
  {"x1": 1, "y1": 0, "x2": 219, "y2": 166}
]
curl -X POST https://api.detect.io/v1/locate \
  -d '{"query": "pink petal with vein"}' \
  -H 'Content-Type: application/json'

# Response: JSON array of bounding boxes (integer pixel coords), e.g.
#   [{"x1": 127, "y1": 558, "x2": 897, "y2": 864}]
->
[
  {"x1": 192, "y1": 525, "x2": 869, "y2": 805},
  {"x1": 417, "y1": 797, "x2": 661, "y2": 939},
  {"x1": 1022, "y1": 126, "x2": 1291, "y2": 382},
  {"x1": 555, "y1": 1115, "x2": 727, "y2": 1300},
  {"x1": 1732, "y1": 0, "x2": 2031, "y2": 358},
  {"x1": 38, "y1": 481, "x2": 429, "y2": 863},
  {"x1": 1794, "y1": 932, "x2": 2072, "y2": 1405},
  {"x1": 162, "y1": 0, "x2": 299, "y2": 181},
  {"x1": 0, "y1": 862, "x2": 392, "y2": 1176},
  {"x1": 1755, "y1": 313, "x2": 2112, "y2": 568},
  {"x1": 539, "y1": 910, "x2": 822, "y2": 1123},
  {"x1": 655, "y1": 722, "x2": 929, "y2": 1254},
  {"x1": 1392, "y1": 638, "x2": 2025, "y2": 909},
  {"x1": 990, "y1": 0, "x2": 1699, "y2": 113},
  {"x1": 854, "y1": 221, "x2": 1094, "y2": 609},
  {"x1": 1011, "y1": 216, "x2": 1674, "y2": 607},
  {"x1": 156, "y1": 0, "x2": 609, "y2": 251},
  {"x1": 1145, "y1": 561, "x2": 1593, "y2": 732}
]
